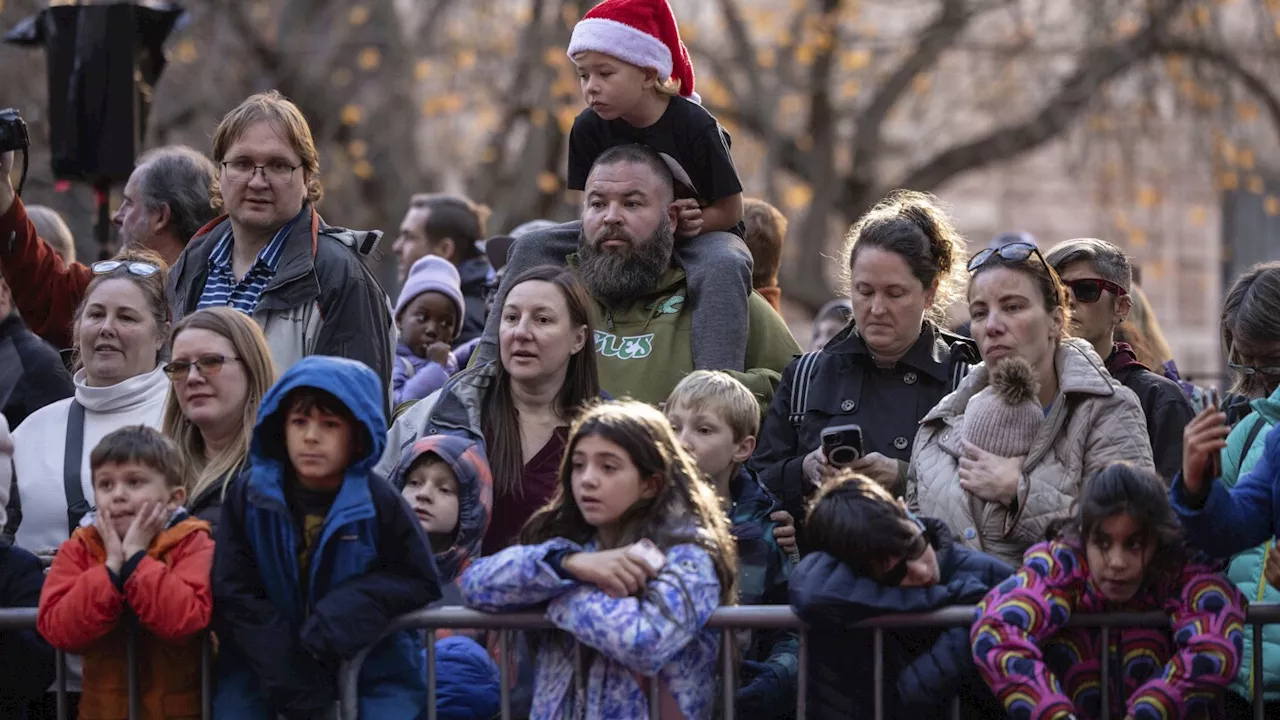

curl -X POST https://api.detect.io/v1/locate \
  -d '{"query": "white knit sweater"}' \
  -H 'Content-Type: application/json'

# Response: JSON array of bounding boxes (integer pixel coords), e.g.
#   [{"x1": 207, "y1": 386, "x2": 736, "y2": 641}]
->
[{"x1": 12, "y1": 364, "x2": 169, "y2": 554}]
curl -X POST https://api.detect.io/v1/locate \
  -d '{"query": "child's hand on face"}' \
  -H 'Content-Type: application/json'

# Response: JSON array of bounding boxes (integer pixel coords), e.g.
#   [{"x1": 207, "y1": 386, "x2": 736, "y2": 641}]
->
[
  {"x1": 96, "y1": 509, "x2": 126, "y2": 574},
  {"x1": 769, "y1": 511, "x2": 799, "y2": 559},
  {"x1": 121, "y1": 502, "x2": 171, "y2": 559},
  {"x1": 562, "y1": 548, "x2": 659, "y2": 598},
  {"x1": 674, "y1": 199, "x2": 703, "y2": 239},
  {"x1": 425, "y1": 341, "x2": 452, "y2": 367}
]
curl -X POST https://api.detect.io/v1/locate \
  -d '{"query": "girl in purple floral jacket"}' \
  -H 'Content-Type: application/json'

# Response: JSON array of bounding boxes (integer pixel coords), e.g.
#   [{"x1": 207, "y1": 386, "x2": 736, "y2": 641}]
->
[
  {"x1": 971, "y1": 463, "x2": 1245, "y2": 720},
  {"x1": 460, "y1": 400, "x2": 738, "y2": 719}
]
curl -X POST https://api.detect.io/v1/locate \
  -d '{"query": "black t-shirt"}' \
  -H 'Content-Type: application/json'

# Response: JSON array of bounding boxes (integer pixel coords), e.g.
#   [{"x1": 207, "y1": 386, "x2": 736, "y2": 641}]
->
[{"x1": 568, "y1": 96, "x2": 744, "y2": 207}]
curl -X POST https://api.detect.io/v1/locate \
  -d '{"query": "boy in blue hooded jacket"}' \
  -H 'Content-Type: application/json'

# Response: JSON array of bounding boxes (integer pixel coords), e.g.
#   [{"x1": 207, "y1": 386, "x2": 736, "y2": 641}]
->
[
  {"x1": 390, "y1": 434, "x2": 501, "y2": 720},
  {"x1": 211, "y1": 356, "x2": 441, "y2": 720}
]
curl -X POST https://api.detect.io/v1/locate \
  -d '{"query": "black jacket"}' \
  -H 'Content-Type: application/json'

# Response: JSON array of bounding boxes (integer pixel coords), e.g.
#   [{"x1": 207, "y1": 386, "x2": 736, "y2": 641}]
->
[
  {"x1": 749, "y1": 322, "x2": 976, "y2": 525},
  {"x1": 0, "y1": 313, "x2": 74, "y2": 429},
  {"x1": 455, "y1": 256, "x2": 492, "y2": 347},
  {"x1": 0, "y1": 541, "x2": 56, "y2": 719},
  {"x1": 790, "y1": 519, "x2": 1012, "y2": 720},
  {"x1": 168, "y1": 205, "x2": 394, "y2": 416},
  {"x1": 1105, "y1": 343, "x2": 1193, "y2": 482}
]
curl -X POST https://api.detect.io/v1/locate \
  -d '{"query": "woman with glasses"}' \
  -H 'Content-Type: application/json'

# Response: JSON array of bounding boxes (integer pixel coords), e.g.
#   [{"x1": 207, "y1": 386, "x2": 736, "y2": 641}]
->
[
  {"x1": 751, "y1": 191, "x2": 978, "y2": 540},
  {"x1": 8, "y1": 248, "x2": 172, "y2": 716},
  {"x1": 162, "y1": 308, "x2": 277, "y2": 531},
  {"x1": 907, "y1": 240, "x2": 1152, "y2": 566},
  {"x1": 1172, "y1": 260, "x2": 1280, "y2": 717}
]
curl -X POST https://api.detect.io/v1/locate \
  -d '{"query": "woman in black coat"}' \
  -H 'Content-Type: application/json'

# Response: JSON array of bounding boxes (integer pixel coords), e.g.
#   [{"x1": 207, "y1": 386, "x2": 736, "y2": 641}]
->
[{"x1": 750, "y1": 190, "x2": 977, "y2": 531}]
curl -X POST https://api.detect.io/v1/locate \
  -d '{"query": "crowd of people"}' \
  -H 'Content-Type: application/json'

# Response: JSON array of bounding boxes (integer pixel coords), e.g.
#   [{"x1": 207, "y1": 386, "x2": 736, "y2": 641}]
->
[{"x1": 0, "y1": 0, "x2": 1278, "y2": 718}]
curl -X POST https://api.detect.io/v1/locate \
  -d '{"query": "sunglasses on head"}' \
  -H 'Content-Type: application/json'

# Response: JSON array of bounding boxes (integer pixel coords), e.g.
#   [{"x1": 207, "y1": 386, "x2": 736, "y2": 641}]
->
[
  {"x1": 92, "y1": 260, "x2": 159, "y2": 278},
  {"x1": 966, "y1": 242, "x2": 1049, "y2": 274},
  {"x1": 1065, "y1": 278, "x2": 1127, "y2": 304},
  {"x1": 881, "y1": 514, "x2": 929, "y2": 586}
]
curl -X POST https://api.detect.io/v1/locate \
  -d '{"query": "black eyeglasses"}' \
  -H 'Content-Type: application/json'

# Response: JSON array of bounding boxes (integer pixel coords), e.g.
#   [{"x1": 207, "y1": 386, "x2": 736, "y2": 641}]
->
[
  {"x1": 1065, "y1": 277, "x2": 1128, "y2": 303},
  {"x1": 164, "y1": 354, "x2": 241, "y2": 381},
  {"x1": 966, "y1": 242, "x2": 1051, "y2": 274},
  {"x1": 91, "y1": 260, "x2": 160, "y2": 277},
  {"x1": 1229, "y1": 362, "x2": 1280, "y2": 377},
  {"x1": 881, "y1": 525, "x2": 930, "y2": 586},
  {"x1": 222, "y1": 159, "x2": 300, "y2": 185}
]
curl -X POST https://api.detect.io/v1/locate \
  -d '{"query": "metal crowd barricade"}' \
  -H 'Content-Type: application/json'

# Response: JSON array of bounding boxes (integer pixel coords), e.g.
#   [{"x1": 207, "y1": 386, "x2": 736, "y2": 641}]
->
[
  {"x1": 5, "y1": 602, "x2": 1280, "y2": 719},
  {"x1": 340, "y1": 604, "x2": 1280, "y2": 720},
  {"x1": 0, "y1": 607, "x2": 214, "y2": 720}
]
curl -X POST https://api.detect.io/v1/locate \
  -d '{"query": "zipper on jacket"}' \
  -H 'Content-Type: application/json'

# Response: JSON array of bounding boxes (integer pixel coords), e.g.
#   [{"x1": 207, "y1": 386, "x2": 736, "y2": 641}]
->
[{"x1": 606, "y1": 310, "x2": 614, "y2": 332}]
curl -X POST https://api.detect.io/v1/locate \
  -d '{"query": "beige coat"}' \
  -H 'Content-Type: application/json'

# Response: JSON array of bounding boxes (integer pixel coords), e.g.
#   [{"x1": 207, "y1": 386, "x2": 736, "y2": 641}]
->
[{"x1": 907, "y1": 338, "x2": 1154, "y2": 566}]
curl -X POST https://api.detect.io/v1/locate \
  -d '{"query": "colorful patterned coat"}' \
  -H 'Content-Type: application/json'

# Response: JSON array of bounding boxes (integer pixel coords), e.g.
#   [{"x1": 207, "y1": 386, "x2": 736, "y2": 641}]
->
[
  {"x1": 971, "y1": 540, "x2": 1245, "y2": 720},
  {"x1": 460, "y1": 538, "x2": 721, "y2": 719}
]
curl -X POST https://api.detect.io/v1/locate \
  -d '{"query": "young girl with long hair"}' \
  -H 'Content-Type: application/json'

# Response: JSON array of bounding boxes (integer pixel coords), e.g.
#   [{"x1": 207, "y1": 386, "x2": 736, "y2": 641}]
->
[
  {"x1": 460, "y1": 400, "x2": 738, "y2": 719},
  {"x1": 971, "y1": 463, "x2": 1245, "y2": 720}
]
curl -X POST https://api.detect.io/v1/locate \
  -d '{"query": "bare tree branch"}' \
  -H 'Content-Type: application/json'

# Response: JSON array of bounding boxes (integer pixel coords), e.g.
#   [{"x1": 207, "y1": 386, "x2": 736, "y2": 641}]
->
[
  {"x1": 1153, "y1": 38, "x2": 1280, "y2": 142},
  {"x1": 847, "y1": 0, "x2": 974, "y2": 192},
  {"x1": 896, "y1": 0, "x2": 1192, "y2": 194}
]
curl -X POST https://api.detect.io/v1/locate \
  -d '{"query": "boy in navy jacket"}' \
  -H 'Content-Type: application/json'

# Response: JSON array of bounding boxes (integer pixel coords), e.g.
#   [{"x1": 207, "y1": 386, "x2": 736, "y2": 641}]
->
[
  {"x1": 211, "y1": 356, "x2": 441, "y2": 720},
  {"x1": 790, "y1": 473, "x2": 1011, "y2": 720}
]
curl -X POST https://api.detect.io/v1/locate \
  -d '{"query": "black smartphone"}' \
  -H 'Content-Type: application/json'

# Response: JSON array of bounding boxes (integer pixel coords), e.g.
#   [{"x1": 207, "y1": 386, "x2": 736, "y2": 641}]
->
[
  {"x1": 1204, "y1": 387, "x2": 1222, "y2": 481},
  {"x1": 821, "y1": 424, "x2": 864, "y2": 468}
]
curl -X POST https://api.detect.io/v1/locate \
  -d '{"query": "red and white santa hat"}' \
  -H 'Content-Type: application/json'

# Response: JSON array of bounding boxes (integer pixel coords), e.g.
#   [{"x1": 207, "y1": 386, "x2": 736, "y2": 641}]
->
[{"x1": 567, "y1": 0, "x2": 699, "y2": 103}]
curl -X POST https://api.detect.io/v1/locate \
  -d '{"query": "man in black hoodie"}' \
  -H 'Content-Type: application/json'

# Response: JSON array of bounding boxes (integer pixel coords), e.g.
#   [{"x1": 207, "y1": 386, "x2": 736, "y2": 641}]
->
[
  {"x1": 1046, "y1": 238, "x2": 1193, "y2": 480},
  {"x1": 790, "y1": 473, "x2": 1011, "y2": 720}
]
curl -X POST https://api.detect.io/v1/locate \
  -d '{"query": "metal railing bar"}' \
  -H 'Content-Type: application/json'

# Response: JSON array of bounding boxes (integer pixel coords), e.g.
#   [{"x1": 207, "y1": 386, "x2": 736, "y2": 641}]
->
[
  {"x1": 873, "y1": 627, "x2": 883, "y2": 720},
  {"x1": 796, "y1": 628, "x2": 807, "y2": 719},
  {"x1": 950, "y1": 694, "x2": 961, "y2": 720},
  {"x1": 1100, "y1": 625, "x2": 1110, "y2": 720},
  {"x1": 1255, "y1": 622, "x2": 1265, "y2": 720},
  {"x1": 56, "y1": 649, "x2": 67, "y2": 720},
  {"x1": 498, "y1": 630, "x2": 511, "y2": 720},
  {"x1": 425, "y1": 628, "x2": 438, "y2": 720},
  {"x1": 722, "y1": 630, "x2": 736, "y2": 720},
  {"x1": 201, "y1": 633, "x2": 213, "y2": 720}
]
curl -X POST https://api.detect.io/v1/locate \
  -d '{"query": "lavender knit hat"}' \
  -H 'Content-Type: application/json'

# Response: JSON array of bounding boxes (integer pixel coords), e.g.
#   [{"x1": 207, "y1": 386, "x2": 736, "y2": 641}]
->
[{"x1": 395, "y1": 255, "x2": 465, "y2": 324}]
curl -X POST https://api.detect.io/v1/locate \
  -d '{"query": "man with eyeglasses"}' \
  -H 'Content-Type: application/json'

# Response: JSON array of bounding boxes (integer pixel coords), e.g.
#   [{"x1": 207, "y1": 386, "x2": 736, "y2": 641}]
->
[
  {"x1": 167, "y1": 91, "x2": 394, "y2": 410},
  {"x1": 0, "y1": 146, "x2": 216, "y2": 350},
  {"x1": 1045, "y1": 237, "x2": 1193, "y2": 481}
]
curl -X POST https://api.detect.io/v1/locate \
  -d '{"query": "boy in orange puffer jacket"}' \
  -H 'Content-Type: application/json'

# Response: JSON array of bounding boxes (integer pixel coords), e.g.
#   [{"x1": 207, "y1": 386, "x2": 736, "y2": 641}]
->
[{"x1": 38, "y1": 425, "x2": 214, "y2": 720}]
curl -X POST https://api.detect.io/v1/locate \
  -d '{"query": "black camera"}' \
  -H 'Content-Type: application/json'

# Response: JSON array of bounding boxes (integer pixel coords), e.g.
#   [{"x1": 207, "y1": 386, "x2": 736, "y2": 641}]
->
[
  {"x1": 821, "y1": 424, "x2": 864, "y2": 468},
  {"x1": 0, "y1": 109, "x2": 29, "y2": 154}
]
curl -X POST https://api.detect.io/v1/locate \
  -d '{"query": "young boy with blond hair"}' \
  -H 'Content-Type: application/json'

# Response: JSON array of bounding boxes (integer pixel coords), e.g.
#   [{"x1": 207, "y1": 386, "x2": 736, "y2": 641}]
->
[
  {"x1": 665, "y1": 370, "x2": 797, "y2": 717},
  {"x1": 38, "y1": 425, "x2": 213, "y2": 720},
  {"x1": 481, "y1": 0, "x2": 754, "y2": 373}
]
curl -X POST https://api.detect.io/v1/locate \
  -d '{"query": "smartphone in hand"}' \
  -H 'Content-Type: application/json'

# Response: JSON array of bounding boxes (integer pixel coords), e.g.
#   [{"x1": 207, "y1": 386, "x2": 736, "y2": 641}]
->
[{"x1": 1204, "y1": 387, "x2": 1223, "y2": 481}]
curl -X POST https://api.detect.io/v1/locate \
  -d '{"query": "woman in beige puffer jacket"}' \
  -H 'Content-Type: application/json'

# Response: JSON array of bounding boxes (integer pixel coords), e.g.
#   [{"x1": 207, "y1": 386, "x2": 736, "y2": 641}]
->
[{"x1": 907, "y1": 242, "x2": 1153, "y2": 567}]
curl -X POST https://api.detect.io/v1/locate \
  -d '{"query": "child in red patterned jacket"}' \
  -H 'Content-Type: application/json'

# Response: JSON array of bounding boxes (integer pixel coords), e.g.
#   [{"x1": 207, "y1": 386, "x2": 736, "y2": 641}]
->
[{"x1": 971, "y1": 463, "x2": 1245, "y2": 720}]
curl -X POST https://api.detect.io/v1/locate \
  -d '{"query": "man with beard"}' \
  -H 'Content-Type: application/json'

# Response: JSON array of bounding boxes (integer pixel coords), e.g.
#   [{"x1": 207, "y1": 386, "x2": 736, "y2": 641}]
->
[{"x1": 569, "y1": 143, "x2": 798, "y2": 405}]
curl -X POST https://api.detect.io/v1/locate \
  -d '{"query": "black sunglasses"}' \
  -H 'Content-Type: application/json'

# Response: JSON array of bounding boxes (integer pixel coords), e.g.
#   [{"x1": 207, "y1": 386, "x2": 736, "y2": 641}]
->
[
  {"x1": 881, "y1": 525, "x2": 930, "y2": 586},
  {"x1": 1065, "y1": 277, "x2": 1128, "y2": 304},
  {"x1": 966, "y1": 242, "x2": 1050, "y2": 274}
]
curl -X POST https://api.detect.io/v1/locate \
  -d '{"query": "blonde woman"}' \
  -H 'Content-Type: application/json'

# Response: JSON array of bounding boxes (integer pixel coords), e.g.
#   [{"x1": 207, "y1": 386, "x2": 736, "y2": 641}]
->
[{"x1": 162, "y1": 307, "x2": 277, "y2": 530}]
